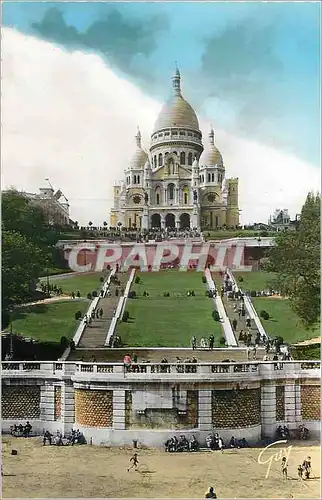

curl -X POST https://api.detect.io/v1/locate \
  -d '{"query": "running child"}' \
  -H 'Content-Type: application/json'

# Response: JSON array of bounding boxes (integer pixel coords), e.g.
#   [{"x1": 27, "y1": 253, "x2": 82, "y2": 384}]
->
[
  {"x1": 127, "y1": 453, "x2": 139, "y2": 472},
  {"x1": 281, "y1": 457, "x2": 288, "y2": 479}
]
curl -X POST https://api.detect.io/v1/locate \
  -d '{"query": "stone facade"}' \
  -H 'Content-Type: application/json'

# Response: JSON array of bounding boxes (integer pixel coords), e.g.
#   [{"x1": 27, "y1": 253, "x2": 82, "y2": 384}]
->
[
  {"x1": 75, "y1": 390, "x2": 113, "y2": 428},
  {"x1": 212, "y1": 389, "x2": 261, "y2": 428},
  {"x1": 110, "y1": 69, "x2": 239, "y2": 231},
  {"x1": 2, "y1": 385, "x2": 40, "y2": 420},
  {"x1": 301, "y1": 385, "x2": 321, "y2": 421}
]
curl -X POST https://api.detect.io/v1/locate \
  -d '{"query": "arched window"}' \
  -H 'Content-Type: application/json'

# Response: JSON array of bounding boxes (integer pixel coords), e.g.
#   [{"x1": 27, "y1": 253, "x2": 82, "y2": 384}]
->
[
  {"x1": 180, "y1": 152, "x2": 185, "y2": 165},
  {"x1": 134, "y1": 175, "x2": 137, "y2": 184},
  {"x1": 154, "y1": 156, "x2": 157, "y2": 168},
  {"x1": 168, "y1": 183, "x2": 174, "y2": 200},
  {"x1": 156, "y1": 193, "x2": 160, "y2": 205},
  {"x1": 208, "y1": 173, "x2": 211, "y2": 183},
  {"x1": 137, "y1": 175, "x2": 140, "y2": 184},
  {"x1": 184, "y1": 192, "x2": 188, "y2": 204},
  {"x1": 211, "y1": 173, "x2": 214, "y2": 182},
  {"x1": 158, "y1": 153, "x2": 163, "y2": 166},
  {"x1": 188, "y1": 152, "x2": 193, "y2": 165}
]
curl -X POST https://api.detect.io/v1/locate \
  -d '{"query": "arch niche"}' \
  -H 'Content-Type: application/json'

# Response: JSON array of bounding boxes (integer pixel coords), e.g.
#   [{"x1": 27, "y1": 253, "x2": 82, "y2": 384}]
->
[
  {"x1": 151, "y1": 213, "x2": 161, "y2": 229},
  {"x1": 165, "y1": 213, "x2": 175, "y2": 228},
  {"x1": 180, "y1": 213, "x2": 190, "y2": 229}
]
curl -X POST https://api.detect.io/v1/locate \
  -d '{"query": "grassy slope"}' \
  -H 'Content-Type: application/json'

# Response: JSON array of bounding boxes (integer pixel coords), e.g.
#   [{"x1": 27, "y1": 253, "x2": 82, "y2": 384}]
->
[
  {"x1": 116, "y1": 271, "x2": 222, "y2": 347},
  {"x1": 10, "y1": 300, "x2": 90, "y2": 342},
  {"x1": 39, "y1": 272, "x2": 104, "y2": 296}
]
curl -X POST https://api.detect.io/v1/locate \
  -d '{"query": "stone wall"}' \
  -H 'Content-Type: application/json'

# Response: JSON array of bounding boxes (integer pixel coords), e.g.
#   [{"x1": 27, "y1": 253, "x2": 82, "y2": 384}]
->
[
  {"x1": 124, "y1": 389, "x2": 198, "y2": 429},
  {"x1": 276, "y1": 386, "x2": 285, "y2": 421},
  {"x1": 212, "y1": 389, "x2": 261, "y2": 428},
  {"x1": 54, "y1": 386, "x2": 61, "y2": 421},
  {"x1": 75, "y1": 390, "x2": 113, "y2": 427},
  {"x1": 2, "y1": 385, "x2": 40, "y2": 420},
  {"x1": 301, "y1": 385, "x2": 320, "y2": 420}
]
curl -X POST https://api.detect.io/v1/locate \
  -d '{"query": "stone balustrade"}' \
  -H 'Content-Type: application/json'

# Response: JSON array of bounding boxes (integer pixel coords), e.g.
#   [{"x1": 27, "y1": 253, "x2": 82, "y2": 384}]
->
[{"x1": 2, "y1": 360, "x2": 320, "y2": 381}]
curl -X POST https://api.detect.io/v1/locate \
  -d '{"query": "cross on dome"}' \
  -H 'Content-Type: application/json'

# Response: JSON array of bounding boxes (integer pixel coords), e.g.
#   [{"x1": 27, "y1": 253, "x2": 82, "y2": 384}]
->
[
  {"x1": 172, "y1": 63, "x2": 181, "y2": 95},
  {"x1": 209, "y1": 126, "x2": 215, "y2": 145}
]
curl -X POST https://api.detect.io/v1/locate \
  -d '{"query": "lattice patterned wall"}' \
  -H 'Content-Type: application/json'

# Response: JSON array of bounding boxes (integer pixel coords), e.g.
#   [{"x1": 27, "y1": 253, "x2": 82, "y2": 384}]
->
[
  {"x1": 186, "y1": 390, "x2": 198, "y2": 428},
  {"x1": 125, "y1": 390, "x2": 132, "y2": 429},
  {"x1": 54, "y1": 387, "x2": 61, "y2": 421},
  {"x1": 75, "y1": 389, "x2": 113, "y2": 427},
  {"x1": 301, "y1": 385, "x2": 320, "y2": 420},
  {"x1": 276, "y1": 386, "x2": 285, "y2": 421},
  {"x1": 2, "y1": 385, "x2": 40, "y2": 419},
  {"x1": 212, "y1": 389, "x2": 261, "y2": 428}
]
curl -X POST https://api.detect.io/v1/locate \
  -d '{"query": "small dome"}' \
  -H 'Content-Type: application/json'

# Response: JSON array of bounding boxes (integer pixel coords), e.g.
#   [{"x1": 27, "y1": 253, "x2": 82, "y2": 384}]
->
[
  {"x1": 203, "y1": 127, "x2": 223, "y2": 166},
  {"x1": 153, "y1": 68, "x2": 200, "y2": 132},
  {"x1": 130, "y1": 128, "x2": 148, "y2": 168}
]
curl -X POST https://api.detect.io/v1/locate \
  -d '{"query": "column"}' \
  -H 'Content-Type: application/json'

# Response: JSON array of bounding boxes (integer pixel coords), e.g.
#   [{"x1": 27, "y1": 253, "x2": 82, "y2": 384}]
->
[
  {"x1": 198, "y1": 390, "x2": 212, "y2": 431},
  {"x1": 261, "y1": 383, "x2": 276, "y2": 438},
  {"x1": 40, "y1": 382, "x2": 55, "y2": 423},
  {"x1": 284, "y1": 383, "x2": 300, "y2": 429},
  {"x1": 161, "y1": 214, "x2": 166, "y2": 230},
  {"x1": 61, "y1": 381, "x2": 75, "y2": 434},
  {"x1": 113, "y1": 390, "x2": 126, "y2": 430},
  {"x1": 175, "y1": 215, "x2": 180, "y2": 229}
]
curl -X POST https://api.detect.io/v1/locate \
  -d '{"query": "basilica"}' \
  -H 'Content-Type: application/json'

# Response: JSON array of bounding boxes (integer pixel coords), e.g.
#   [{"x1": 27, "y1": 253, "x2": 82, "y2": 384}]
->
[{"x1": 110, "y1": 68, "x2": 239, "y2": 231}]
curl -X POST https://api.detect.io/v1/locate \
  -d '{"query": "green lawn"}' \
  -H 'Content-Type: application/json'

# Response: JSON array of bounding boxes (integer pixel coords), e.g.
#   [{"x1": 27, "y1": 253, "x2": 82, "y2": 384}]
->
[
  {"x1": 10, "y1": 299, "x2": 90, "y2": 343},
  {"x1": 39, "y1": 272, "x2": 105, "y2": 296},
  {"x1": 116, "y1": 271, "x2": 222, "y2": 347},
  {"x1": 252, "y1": 297, "x2": 319, "y2": 344},
  {"x1": 234, "y1": 271, "x2": 277, "y2": 291}
]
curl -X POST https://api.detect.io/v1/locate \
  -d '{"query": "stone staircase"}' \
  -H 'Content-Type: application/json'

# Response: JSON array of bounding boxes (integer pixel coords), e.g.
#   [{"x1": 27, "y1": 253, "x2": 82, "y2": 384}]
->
[
  {"x1": 77, "y1": 273, "x2": 129, "y2": 349},
  {"x1": 213, "y1": 272, "x2": 262, "y2": 347}
]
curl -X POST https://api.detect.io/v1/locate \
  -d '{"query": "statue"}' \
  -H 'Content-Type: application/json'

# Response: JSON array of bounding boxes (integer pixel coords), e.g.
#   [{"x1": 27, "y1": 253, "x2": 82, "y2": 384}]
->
[
  {"x1": 144, "y1": 191, "x2": 149, "y2": 205},
  {"x1": 193, "y1": 189, "x2": 198, "y2": 203}
]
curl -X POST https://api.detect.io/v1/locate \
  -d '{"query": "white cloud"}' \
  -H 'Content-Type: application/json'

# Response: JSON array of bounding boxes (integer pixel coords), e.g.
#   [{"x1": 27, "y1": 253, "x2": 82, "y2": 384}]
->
[{"x1": 2, "y1": 28, "x2": 320, "y2": 225}]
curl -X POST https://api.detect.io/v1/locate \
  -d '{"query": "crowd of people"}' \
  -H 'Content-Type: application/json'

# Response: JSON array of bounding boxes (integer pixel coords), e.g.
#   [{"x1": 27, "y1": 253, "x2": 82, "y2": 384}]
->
[
  {"x1": 276, "y1": 424, "x2": 310, "y2": 441},
  {"x1": 165, "y1": 435, "x2": 199, "y2": 452},
  {"x1": 9, "y1": 422, "x2": 32, "y2": 437},
  {"x1": 191, "y1": 335, "x2": 215, "y2": 350},
  {"x1": 43, "y1": 429, "x2": 85, "y2": 446},
  {"x1": 122, "y1": 354, "x2": 199, "y2": 373},
  {"x1": 281, "y1": 454, "x2": 313, "y2": 480},
  {"x1": 206, "y1": 433, "x2": 249, "y2": 451}
]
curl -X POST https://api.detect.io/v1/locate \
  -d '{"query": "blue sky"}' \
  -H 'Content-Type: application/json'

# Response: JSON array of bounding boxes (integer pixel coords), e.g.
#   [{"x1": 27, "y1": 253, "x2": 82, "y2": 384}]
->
[{"x1": 3, "y1": 1, "x2": 321, "y2": 166}]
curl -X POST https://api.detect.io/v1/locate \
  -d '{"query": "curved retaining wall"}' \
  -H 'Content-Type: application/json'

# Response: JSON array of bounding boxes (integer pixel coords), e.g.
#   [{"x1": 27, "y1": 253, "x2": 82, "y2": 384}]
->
[{"x1": 1, "y1": 360, "x2": 320, "y2": 446}]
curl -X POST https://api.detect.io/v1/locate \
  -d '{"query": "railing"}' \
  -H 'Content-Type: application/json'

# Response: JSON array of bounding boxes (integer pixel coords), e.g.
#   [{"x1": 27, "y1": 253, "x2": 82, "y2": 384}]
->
[
  {"x1": 104, "y1": 268, "x2": 136, "y2": 346},
  {"x1": 204, "y1": 269, "x2": 237, "y2": 347},
  {"x1": 1, "y1": 361, "x2": 320, "y2": 379},
  {"x1": 226, "y1": 268, "x2": 268, "y2": 341}
]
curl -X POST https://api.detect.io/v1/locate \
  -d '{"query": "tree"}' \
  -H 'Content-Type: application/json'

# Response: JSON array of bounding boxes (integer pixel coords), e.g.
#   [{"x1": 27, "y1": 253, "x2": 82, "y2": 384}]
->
[
  {"x1": 265, "y1": 192, "x2": 320, "y2": 328},
  {"x1": 2, "y1": 231, "x2": 48, "y2": 310}
]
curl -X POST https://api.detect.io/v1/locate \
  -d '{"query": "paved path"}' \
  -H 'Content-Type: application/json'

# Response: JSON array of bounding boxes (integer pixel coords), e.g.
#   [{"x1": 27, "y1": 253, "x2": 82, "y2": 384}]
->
[
  {"x1": 68, "y1": 347, "x2": 266, "y2": 363},
  {"x1": 77, "y1": 273, "x2": 129, "y2": 349}
]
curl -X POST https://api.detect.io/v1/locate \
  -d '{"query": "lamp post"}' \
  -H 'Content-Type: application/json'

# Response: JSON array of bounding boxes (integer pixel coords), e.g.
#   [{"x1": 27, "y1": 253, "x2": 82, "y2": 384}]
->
[{"x1": 257, "y1": 237, "x2": 262, "y2": 270}]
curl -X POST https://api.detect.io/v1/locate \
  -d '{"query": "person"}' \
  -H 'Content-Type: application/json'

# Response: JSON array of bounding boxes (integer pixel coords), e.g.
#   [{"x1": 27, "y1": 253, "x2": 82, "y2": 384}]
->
[
  {"x1": 232, "y1": 319, "x2": 237, "y2": 331},
  {"x1": 302, "y1": 456, "x2": 311, "y2": 479},
  {"x1": 123, "y1": 354, "x2": 132, "y2": 372},
  {"x1": 205, "y1": 486, "x2": 217, "y2": 498},
  {"x1": 43, "y1": 430, "x2": 52, "y2": 446},
  {"x1": 23, "y1": 421, "x2": 32, "y2": 437},
  {"x1": 281, "y1": 457, "x2": 288, "y2": 479},
  {"x1": 297, "y1": 464, "x2": 303, "y2": 480},
  {"x1": 191, "y1": 335, "x2": 197, "y2": 350},
  {"x1": 209, "y1": 335, "x2": 214, "y2": 350},
  {"x1": 127, "y1": 453, "x2": 139, "y2": 472}
]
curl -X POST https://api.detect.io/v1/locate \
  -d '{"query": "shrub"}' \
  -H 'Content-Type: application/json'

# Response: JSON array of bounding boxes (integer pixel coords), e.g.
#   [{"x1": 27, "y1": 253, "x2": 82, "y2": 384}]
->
[
  {"x1": 238, "y1": 276, "x2": 244, "y2": 282},
  {"x1": 212, "y1": 310, "x2": 220, "y2": 322},
  {"x1": 122, "y1": 310, "x2": 130, "y2": 322},
  {"x1": 135, "y1": 276, "x2": 141, "y2": 284},
  {"x1": 87, "y1": 293, "x2": 92, "y2": 300},
  {"x1": 260, "y1": 310, "x2": 270, "y2": 320},
  {"x1": 202, "y1": 276, "x2": 207, "y2": 283},
  {"x1": 60, "y1": 336, "x2": 68, "y2": 347},
  {"x1": 100, "y1": 277, "x2": 104, "y2": 283},
  {"x1": 92, "y1": 290, "x2": 98, "y2": 297},
  {"x1": 219, "y1": 336, "x2": 226, "y2": 345},
  {"x1": 128, "y1": 291, "x2": 136, "y2": 299},
  {"x1": 75, "y1": 310, "x2": 82, "y2": 320},
  {"x1": 250, "y1": 290, "x2": 257, "y2": 297},
  {"x1": 163, "y1": 292, "x2": 170, "y2": 297}
]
